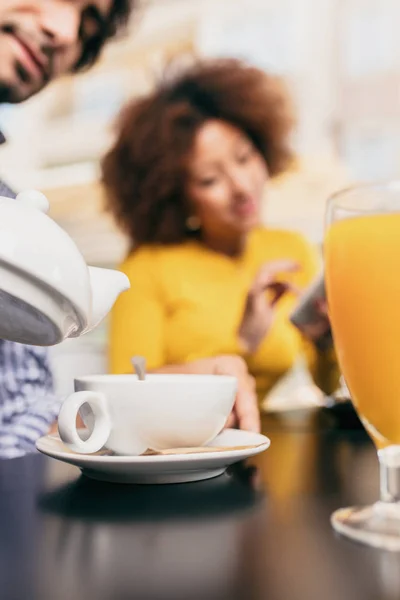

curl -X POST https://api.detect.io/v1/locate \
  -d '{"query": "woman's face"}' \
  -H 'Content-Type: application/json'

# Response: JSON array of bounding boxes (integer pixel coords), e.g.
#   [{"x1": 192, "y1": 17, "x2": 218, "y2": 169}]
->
[{"x1": 185, "y1": 119, "x2": 268, "y2": 239}]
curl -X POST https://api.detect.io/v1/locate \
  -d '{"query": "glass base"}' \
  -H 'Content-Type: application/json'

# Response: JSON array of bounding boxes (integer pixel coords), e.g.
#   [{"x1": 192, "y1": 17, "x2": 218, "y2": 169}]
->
[{"x1": 332, "y1": 502, "x2": 400, "y2": 551}]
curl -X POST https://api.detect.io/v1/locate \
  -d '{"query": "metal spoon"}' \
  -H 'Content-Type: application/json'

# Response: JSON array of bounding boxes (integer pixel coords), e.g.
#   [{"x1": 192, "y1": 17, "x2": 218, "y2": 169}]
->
[{"x1": 131, "y1": 355, "x2": 146, "y2": 381}]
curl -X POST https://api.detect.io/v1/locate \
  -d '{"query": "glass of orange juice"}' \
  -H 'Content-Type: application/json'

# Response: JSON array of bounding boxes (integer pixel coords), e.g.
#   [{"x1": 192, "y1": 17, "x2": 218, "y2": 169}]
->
[{"x1": 326, "y1": 182, "x2": 400, "y2": 550}]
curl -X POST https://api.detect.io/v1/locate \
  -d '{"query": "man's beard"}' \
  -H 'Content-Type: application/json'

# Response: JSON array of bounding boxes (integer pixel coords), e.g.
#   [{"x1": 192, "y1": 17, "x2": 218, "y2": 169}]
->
[
  {"x1": 0, "y1": 23, "x2": 54, "y2": 105},
  {"x1": 0, "y1": 81, "x2": 18, "y2": 104},
  {"x1": 0, "y1": 79, "x2": 31, "y2": 104}
]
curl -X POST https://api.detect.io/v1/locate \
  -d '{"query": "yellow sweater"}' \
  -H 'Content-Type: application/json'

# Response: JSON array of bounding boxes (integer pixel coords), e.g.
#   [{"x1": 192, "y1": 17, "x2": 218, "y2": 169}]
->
[{"x1": 109, "y1": 228, "x2": 339, "y2": 401}]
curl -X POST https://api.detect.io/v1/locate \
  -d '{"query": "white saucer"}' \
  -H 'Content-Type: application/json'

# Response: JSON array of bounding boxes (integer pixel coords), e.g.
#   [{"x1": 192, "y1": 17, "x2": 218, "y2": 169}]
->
[{"x1": 36, "y1": 429, "x2": 270, "y2": 485}]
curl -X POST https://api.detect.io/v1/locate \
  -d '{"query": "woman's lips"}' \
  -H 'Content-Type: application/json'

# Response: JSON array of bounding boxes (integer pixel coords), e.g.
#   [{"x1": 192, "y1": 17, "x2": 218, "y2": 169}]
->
[{"x1": 233, "y1": 198, "x2": 258, "y2": 217}]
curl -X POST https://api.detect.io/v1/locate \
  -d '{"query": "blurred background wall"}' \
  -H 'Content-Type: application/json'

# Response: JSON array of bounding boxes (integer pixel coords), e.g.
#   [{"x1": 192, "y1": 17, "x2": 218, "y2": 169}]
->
[{"x1": 0, "y1": 0, "x2": 398, "y2": 394}]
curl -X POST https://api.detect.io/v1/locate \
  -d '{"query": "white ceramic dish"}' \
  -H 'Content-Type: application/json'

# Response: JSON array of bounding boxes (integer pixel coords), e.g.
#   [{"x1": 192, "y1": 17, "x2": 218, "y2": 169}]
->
[
  {"x1": 58, "y1": 374, "x2": 237, "y2": 455},
  {"x1": 36, "y1": 429, "x2": 270, "y2": 484}
]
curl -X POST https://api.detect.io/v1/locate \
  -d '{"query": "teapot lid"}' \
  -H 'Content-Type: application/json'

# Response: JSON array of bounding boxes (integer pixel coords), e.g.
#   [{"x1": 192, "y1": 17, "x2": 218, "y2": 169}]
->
[{"x1": 16, "y1": 189, "x2": 50, "y2": 212}]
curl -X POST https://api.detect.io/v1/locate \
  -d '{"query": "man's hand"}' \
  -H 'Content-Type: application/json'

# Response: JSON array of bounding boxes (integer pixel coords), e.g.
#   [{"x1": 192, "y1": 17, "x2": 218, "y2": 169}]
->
[{"x1": 157, "y1": 355, "x2": 260, "y2": 433}]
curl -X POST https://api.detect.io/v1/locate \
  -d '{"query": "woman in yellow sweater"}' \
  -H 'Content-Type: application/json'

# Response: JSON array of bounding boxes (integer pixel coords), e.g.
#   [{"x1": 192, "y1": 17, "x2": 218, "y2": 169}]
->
[{"x1": 102, "y1": 59, "x2": 339, "y2": 414}]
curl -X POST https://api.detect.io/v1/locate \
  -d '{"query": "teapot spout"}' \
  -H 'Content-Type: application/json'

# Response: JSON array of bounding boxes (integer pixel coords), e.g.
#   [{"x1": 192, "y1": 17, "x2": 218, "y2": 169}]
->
[{"x1": 84, "y1": 266, "x2": 130, "y2": 333}]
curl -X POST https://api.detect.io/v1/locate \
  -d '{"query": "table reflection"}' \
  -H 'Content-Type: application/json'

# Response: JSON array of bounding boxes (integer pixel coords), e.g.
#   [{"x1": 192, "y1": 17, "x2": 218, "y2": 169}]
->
[
  {"x1": 37, "y1": 466, "x2": 264, "y2": 600},
  {"x1": 1, "y1": 418, "x2": 398, "y2": 600},
  {"x1": 0, "y1": 454, "x2": 47, "y2": 600}
]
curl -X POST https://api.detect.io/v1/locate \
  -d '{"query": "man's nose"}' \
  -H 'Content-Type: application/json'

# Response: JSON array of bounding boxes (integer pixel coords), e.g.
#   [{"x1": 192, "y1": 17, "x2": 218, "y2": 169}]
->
[{"x1": 39, "y1": 0, "x2": 80, "y2": 47}]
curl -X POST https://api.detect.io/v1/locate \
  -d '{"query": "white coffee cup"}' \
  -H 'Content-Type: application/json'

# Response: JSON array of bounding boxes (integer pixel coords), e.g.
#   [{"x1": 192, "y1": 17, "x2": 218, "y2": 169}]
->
[{"x1": 57, "y1": 374, "x2": 237, "y2": 455}]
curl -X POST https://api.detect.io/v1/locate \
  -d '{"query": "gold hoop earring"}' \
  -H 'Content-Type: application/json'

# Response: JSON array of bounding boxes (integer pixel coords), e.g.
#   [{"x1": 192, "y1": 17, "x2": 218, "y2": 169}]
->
[{"x1": 186, "y1": 215, "x2": 201, "y2": 231}]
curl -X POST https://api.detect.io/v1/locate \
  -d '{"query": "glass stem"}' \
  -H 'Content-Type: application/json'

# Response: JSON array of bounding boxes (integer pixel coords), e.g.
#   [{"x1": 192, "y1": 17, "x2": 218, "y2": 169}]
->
[{"x1": 378, "y1": 446, "x2": 400, "y2": 504}]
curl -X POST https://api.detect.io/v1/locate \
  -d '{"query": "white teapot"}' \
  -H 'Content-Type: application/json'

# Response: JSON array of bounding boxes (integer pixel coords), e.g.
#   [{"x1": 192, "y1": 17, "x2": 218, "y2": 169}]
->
[{"x1": 0, "y1": 190, "x2": 130, "y2": 346}]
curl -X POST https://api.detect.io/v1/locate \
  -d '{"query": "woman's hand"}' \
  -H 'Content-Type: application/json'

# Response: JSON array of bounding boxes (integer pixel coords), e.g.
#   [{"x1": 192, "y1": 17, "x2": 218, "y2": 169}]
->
[
  {"x1": 189, "y1": 355, "x2": 260, "y2": 432},
  {"x1": 210, "y1": 355, "x2": 259, "y2": 433},
  {"x1": 299, "y1": 298, "x2": 332, "y2": 349},
  {"x1": 238, "y1": 260, "x2": 299, "y2": 353}
]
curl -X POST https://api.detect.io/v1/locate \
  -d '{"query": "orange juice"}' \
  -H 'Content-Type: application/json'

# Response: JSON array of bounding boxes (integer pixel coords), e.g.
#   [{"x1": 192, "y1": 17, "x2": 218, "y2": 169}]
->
[{"x1": 325, "y1": 213, "x2": 400, "y2": 448}]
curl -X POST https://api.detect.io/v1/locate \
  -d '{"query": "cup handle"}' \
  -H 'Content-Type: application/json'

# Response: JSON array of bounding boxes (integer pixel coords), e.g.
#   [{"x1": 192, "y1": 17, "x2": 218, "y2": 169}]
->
[{"x1": 58, "y1": 391, "x2": 111, "y2": 454}]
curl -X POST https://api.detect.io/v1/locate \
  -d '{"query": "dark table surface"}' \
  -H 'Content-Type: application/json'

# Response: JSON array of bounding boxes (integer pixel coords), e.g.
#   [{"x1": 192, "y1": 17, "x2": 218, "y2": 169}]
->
[{"x1": 1, "y1": 409, "x2": 400, "y2": 600}]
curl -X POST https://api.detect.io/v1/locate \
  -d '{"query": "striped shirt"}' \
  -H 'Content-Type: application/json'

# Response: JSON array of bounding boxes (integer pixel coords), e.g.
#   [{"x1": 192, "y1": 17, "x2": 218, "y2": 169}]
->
[{"x1": 0, "y1": 177, "x2": 61, "y2": 458}]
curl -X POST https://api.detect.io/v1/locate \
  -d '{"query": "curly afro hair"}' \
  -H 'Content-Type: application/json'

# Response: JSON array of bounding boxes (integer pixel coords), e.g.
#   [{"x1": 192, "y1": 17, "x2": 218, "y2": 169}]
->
[{"x1": 102, "y1": 58, "x2": 295, "y2": 246}]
